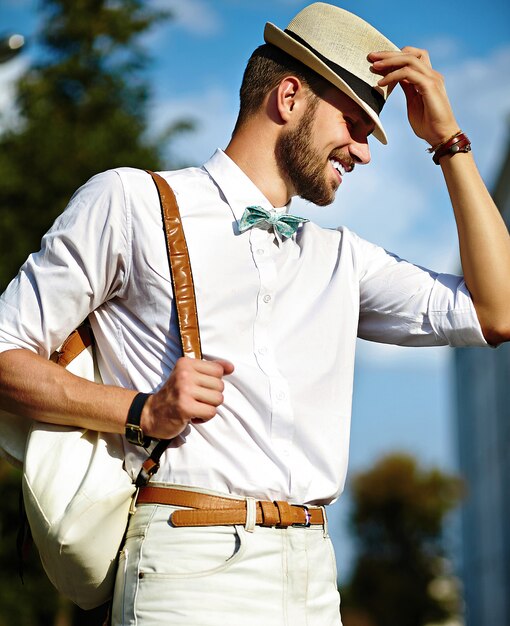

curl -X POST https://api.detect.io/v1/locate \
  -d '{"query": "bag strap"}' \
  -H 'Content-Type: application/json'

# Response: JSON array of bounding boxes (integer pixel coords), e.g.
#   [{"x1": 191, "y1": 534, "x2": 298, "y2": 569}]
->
[
  {"x1": 135, "y1": 171, "x2": 202, "y2": 486},
  {"x1": 50, "y1": 323, "x2": 93, "y2": 365},
  {"x1": 147, "y1": 170, "x2": 202, "y2": 359}
]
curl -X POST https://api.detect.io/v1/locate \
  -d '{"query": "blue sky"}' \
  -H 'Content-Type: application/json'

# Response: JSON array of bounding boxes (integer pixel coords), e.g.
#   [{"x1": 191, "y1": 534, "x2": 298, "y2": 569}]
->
[{"x1": 1, "y1": 0, "x2": 510, "y2": 577}]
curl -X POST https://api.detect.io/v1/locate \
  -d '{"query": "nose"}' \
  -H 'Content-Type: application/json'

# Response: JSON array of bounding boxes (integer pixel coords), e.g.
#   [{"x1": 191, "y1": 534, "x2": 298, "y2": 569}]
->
[{"x1": 349, "y1": 140, "x2": 371, "y2": 165}]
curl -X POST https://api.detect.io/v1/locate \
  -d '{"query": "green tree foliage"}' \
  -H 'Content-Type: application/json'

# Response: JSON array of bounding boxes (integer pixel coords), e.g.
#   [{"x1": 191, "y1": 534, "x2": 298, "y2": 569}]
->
[
  {"x1": 0, "y1": 1, "x2": 193, "y2": 623},
  {"x1": 342, "y1": 454, "x2": 464, "y2": 626},
  {"x1": 0, "y1": 0, "x2": 192, "y2": 290}
]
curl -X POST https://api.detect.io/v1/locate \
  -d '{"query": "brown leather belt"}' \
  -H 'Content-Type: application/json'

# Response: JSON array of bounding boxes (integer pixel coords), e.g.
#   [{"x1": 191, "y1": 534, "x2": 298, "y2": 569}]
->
[{"x1": 136, "y1": 486, "x2": 325, "y2": 528}]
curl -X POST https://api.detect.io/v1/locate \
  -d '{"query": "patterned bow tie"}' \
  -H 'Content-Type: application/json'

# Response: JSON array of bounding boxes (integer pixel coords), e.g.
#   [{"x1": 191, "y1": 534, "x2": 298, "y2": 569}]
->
[{"x1": 239, "y1": 206, "x2": 309, "y2": 239}]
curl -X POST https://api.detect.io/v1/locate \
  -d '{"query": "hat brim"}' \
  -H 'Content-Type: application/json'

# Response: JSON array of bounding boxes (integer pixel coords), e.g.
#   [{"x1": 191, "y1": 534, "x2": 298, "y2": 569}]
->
[{"x1": 264, "y1": 22, "x2": 388, "y2": 144}]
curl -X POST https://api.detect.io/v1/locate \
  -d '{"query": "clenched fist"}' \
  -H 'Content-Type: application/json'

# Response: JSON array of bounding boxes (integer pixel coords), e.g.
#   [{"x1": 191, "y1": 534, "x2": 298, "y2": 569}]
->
[{"x1": 140, "y1": 357, "x2": 235, "y2": 440}]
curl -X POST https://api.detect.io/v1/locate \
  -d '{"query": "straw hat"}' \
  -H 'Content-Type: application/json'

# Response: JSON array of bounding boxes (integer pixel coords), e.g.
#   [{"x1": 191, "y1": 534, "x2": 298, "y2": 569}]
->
[{"x1": 264, "y1": 2, "x2": 400, "y2": 144}]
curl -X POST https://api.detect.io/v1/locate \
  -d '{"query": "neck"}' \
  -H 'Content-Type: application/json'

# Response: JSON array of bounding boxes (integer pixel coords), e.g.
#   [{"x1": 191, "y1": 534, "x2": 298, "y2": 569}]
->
[{"x1": 225, "y1": 122, "x2": 293, "y2": 208}]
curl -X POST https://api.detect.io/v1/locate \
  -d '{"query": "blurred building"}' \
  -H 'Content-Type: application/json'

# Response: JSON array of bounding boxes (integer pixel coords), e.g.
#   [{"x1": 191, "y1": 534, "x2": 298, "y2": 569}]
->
[{"x1": 454, "y1": 140, "x2": 510, "y2": 626}]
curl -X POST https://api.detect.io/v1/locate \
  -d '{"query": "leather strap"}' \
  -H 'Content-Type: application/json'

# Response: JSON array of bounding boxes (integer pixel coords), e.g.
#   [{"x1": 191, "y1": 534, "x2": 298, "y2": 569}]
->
[
  {"x1": 136, "y1": 486, "x2": 325, "y2": 528},
  {"x1": 135, "y1": 172, "x2": 203, "y2": 486},
  {"x1": 50, "y1": 324, "x2": 92, "y2": 366},
  {"x1": 260, "y1": 500, "x2": 280, "y2": 526},
  {"x1": 147, "y1": 171, "x2": 202, "y2": 359},
  {"x1": 138, "y1": 486, "x2": 248, "y2": 509},
  {"x1": 432, "y1": 132, "x2": 471, "y2": 165},
  {"x1": 50, "y1": 173, "x2": 201, "y2": 366},
  {"x1": 125, "y1": 392, "x2": 152, "y2": 447}
]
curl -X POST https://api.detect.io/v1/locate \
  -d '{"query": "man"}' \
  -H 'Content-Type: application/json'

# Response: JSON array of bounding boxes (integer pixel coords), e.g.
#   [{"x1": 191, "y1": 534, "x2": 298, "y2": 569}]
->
[{"x1": 1, "y1": 3, "x2": 509, "y2": 625}]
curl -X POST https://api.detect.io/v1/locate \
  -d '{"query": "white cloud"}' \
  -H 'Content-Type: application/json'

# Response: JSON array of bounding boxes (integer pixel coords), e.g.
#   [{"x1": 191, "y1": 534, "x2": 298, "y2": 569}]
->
[
  {"x1": 151, "y1": 85, "x2": 237, "y2": 166},
  {"x1": 422, "y1": 36, "x2": 464, "y2": 63},
  {"x1": 439, "y1": 45, "x2": 510, "y2": 183},
  {"x1": 158, "y1": 0, "x2": 223, "y2": 37}
]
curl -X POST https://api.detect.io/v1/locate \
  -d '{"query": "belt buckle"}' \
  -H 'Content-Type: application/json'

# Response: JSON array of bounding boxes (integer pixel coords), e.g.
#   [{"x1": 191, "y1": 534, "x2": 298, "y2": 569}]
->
[{"x1": 293, "y1": 504, "x2": 311, "y2": 527}]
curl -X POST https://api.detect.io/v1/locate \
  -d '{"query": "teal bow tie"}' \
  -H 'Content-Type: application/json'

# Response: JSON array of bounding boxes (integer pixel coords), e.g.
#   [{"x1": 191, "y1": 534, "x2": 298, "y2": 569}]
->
[{"x1": 239, "y1": 206, "x2": 309, "y2": 239}]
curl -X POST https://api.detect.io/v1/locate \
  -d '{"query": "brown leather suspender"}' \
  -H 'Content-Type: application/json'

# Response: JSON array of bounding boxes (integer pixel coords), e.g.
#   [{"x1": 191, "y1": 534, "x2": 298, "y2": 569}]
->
[
  {"x1": 147, "y1": 171, "x2": 202, "y2": 360},
  {"x1": 136, "y1": 171, "x2": 202, "y2": 486}
]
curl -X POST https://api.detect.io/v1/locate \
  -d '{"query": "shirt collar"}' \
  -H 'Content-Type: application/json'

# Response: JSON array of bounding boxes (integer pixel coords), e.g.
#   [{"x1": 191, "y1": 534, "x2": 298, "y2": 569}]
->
[{"x1": 203, "y1": 149, "x2": 291, "y2": 224}]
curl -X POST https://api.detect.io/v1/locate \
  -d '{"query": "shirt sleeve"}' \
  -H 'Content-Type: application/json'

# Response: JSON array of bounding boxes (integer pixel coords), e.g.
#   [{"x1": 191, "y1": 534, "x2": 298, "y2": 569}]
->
[
  {"x1": 0, "y1": 169, "x2": 130, "y2": 358},
  {"x1": 350, "y1": 229, "x2": 488, "y2": 348}
]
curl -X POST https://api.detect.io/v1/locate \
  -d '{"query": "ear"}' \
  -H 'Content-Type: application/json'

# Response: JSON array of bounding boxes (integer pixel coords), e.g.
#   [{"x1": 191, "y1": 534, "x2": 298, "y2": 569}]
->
[{"x1": 276, "y1": 76, "x2": 305, "y2": 122}]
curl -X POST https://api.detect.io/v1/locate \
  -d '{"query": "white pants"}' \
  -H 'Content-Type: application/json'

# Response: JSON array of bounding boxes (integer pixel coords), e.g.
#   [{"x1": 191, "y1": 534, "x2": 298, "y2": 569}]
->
[{"x1": 112, "y1": 499, "x2": 342, "y2": 626}]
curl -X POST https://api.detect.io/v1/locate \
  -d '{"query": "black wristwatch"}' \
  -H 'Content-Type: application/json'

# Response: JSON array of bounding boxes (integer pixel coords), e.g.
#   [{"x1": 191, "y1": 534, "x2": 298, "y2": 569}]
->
[{"x1": 125, "y1": 392, "x2": 152, "y2": 447}]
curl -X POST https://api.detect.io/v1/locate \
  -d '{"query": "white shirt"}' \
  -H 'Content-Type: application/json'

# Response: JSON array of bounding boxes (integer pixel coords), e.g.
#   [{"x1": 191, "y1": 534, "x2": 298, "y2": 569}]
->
[{"x1": 0, "y1": 149, "x2": 487, "y2": 505}]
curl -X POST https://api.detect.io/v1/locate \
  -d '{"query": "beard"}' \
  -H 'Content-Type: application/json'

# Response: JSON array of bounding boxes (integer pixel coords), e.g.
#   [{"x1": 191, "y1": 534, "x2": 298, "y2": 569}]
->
[{"x1": 275, "y1": 98, "x2": 338, "y2": 207}]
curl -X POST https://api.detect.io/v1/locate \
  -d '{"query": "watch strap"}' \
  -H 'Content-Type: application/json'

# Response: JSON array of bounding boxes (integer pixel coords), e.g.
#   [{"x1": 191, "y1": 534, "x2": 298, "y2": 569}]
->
[{"x1": 125, "y1": 392, "x2": 152, "y2": 447}]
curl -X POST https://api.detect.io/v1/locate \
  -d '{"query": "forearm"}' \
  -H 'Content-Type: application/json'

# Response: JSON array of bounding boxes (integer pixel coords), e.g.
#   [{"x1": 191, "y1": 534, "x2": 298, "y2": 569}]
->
[
  {"x1": 369, "y1": 48, "x2": 510, "y2": 343},
  {"x1": 440, "y1": 151, "x2": 510, "y2": 344},
  {"x1": 0, "y1": 348, "x2": 135, "y2": 433},
  {"x1": 0, "y1": 348, "x2": 235, "y2": 440}
]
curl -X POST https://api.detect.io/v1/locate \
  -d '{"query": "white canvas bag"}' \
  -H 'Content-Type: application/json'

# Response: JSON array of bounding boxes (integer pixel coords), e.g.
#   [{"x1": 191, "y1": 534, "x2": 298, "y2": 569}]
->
[
  {"x1": 0, "y1": 325, "x2": 134, "y2": 610},
  {"x1": 22, "y1": 330, "x2": 136, "y2": 609},
  {"x1": 0, "y1": 171, "x2": 200, "y2": 610}
]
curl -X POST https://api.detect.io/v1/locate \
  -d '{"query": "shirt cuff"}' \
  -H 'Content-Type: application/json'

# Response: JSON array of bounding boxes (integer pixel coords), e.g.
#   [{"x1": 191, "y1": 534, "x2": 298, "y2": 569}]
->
[{"x1": 428, "y1": 274, "x2": 489, "y2": 347}]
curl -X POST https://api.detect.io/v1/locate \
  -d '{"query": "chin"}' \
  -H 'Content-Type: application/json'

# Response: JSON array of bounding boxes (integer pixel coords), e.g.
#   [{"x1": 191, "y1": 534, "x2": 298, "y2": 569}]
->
[{"x1": 309, "y1": 191, "x2": 336, "y2": 207}]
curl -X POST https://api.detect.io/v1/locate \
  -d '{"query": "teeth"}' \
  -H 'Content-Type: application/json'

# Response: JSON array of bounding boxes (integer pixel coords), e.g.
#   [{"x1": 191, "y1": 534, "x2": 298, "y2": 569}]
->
[{"x1": 330, "y1": 159, "x2": 346, "y2": 177}]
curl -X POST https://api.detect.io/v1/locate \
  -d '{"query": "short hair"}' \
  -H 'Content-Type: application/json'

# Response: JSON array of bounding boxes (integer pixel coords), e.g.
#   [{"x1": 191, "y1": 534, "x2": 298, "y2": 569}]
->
[{"x1": 233, "y1": 43, "x2": 330, "y2": 132}]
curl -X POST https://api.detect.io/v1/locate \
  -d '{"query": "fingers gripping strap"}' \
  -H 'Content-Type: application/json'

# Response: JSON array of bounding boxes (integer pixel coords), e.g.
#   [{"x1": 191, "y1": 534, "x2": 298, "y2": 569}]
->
[{"x1": 146, "y1": 170, "x2": 202, "y2": 360}]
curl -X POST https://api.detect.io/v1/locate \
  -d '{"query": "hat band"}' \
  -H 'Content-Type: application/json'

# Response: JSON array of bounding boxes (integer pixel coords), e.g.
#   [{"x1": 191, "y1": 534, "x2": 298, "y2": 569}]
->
[{"x1": 284, "y1": 29, "x2": 385, "y2": 116}]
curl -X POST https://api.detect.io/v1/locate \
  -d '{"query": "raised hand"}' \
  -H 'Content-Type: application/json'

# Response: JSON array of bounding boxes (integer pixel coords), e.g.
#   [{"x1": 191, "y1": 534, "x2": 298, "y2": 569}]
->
[{"x1": 368, "y1": 47, "x2": 459, "y2": 147}]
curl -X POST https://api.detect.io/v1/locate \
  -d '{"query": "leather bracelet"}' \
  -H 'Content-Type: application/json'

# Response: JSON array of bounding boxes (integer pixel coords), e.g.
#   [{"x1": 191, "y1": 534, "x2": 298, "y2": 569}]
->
[
  {"x1": 432, "y1": 132, "x2": 471, "y2": 165},
  {"x1": 125, "y1": 392, "x2": 152, "y2": 447},
  {"x1": 427, "y1": 130, "x2": 461, "y2": 154}
]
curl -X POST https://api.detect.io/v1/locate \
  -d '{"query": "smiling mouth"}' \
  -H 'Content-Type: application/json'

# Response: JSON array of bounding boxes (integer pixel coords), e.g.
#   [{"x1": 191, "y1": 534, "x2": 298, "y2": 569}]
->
[{"x1": 329, "y1": 158, "x2": 347, "y2": 182}]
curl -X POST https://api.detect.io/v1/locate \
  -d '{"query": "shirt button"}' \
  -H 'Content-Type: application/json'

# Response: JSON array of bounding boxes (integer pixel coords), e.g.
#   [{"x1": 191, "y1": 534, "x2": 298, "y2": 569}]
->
[
  {"x1": 258, "y1": 347, "x2": 267, "y2": 355},
  {"x1": 277, "y1": 391, "x2": 286, "y2": 401},
  {"x1": 256, "y1": 248, "x2": 265, "y2": 255},
  {"x1": 263, "y1": 294, "x2": 272, "y2": 303}
]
